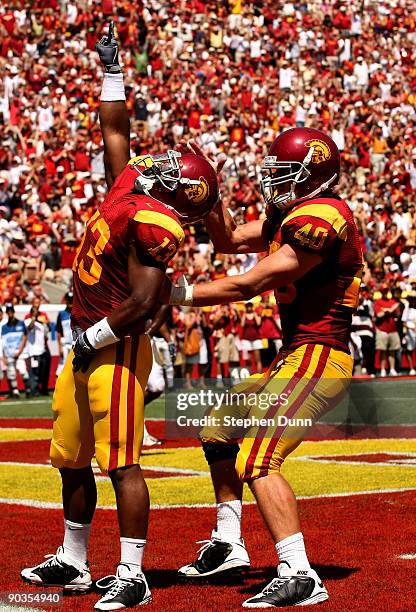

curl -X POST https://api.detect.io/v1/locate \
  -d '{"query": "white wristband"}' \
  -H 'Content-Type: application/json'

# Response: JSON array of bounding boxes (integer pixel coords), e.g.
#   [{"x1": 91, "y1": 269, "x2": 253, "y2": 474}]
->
[
  {"x1": 169, "y1": 284, "x2": 194, "y2": 306},
  {"x1": 85, "y1": 317, "x2": 119, "y2": 349},
  {"x1": 100, "y1": 73, "x2": 126, "y2": 102}
]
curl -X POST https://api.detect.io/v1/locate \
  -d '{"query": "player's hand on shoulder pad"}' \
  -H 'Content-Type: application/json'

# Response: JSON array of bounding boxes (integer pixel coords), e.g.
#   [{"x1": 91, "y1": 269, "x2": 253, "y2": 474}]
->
[
  {"x1": 96, "y1": 21, "x2": 121, "y2": 74},
  {"x1": 72, "y1": 328, "x2": 97, "y2": 373}
]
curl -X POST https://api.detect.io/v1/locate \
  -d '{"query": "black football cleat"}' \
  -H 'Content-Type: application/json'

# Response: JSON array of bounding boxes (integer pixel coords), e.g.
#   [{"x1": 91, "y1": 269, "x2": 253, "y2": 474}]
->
[
  {"x1": 178, "y1": 530, "x2": 250, "y2": 578},
  {"x1": 21, "y1": 546, "x2": 92, "y2": 592},
  {"x1": 94, "y1": 563, "x2": 151, "y2": 610},
  {"x1": 242, "y1": 562, "x2": 328, "y2": 607}
]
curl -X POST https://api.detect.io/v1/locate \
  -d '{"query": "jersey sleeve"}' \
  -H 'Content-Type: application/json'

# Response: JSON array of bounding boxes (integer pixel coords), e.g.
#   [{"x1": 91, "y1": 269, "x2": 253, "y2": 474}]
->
[
  {"x1": 129, "y1": 209, "x2": 185, "y2": 268},
  {"x1": 281, "y1": 204, "x2": 348, "y2": 256}
]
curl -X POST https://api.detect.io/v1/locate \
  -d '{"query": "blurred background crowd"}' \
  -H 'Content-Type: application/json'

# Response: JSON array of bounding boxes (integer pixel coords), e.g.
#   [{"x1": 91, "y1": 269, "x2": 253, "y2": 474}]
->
[{"x1": 1, "y1": 0, "x2": 416, "y2": 384}]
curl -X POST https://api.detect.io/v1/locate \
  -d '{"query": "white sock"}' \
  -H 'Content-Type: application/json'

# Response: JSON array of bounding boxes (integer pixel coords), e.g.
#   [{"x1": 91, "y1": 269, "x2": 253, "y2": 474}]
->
[
  {"x1": 216, "y1": 500, "x2": 242, "y2": 541},
  {"x1": 120, "y1": 537, "x2": 146, "y2": 572},
  {"x1": 275, "y1": 532, "x2": 311, "y2": 570},
  {"x1": 63, "y1": 519, "x2": 91, "y2": 564}
]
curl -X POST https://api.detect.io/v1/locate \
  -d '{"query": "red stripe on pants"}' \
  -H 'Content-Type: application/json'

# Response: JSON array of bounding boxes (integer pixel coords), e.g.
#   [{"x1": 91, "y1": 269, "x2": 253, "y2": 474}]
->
[
  {"x1": 257, "y1": 345, "x2": 331, "y2": 478},
  {"x1": 108, "y1": 340, "x2": 125, "y2": 472},
  {"x1": 244, "y1": 344, "x2": 316, "y2": 480},
  {"x1": 125, "y1": 336, "x2": 139, "y2": 466}
]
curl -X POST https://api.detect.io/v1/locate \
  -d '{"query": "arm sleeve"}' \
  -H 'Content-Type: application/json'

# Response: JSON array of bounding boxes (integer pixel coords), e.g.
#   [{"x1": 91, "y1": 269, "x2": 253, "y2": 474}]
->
[{"x1": 128, "y1": 210, "x2": 185, "y2": 269}]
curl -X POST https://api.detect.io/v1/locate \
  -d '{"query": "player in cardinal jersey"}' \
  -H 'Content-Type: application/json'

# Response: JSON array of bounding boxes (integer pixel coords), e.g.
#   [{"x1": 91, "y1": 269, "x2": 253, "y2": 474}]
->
[
  {"x1": 165, "y1": 129, "x2": 363, "y2": 608},
  {"x1": 21, "y1": 23, "x2": 220, "y2": 610}
]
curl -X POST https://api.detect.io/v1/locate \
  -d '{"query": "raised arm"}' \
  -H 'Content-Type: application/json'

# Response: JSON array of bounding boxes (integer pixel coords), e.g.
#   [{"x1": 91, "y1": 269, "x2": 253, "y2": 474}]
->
[{"x1": 96, "y1": 21, "x2": 130, "y2": 188}]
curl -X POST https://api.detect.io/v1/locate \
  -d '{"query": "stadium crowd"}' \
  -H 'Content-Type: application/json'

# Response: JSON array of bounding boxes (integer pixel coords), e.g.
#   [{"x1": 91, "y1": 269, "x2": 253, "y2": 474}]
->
[{"x1": 1, "y1": 0, "x2": 416, "y2": 382}]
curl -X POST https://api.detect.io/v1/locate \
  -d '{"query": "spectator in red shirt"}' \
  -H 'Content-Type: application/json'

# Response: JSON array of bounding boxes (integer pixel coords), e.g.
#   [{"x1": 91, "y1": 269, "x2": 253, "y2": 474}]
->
[
  {"x1": 241, "y1": 301, "x2": 262, "y2": 373},
  {"x1": 374, "y1": 284, "x2": 401, "y2": 376},
  {"x1": 73, "y1": 143, "x2": 91, "y2": 172},
  {"x1": 258, "y1": 295, "x2": 282, "y2": 366},
  {"x1": 27, "y1": 213, "x2": 50, "y2": 239},
  {"x1": 60, "y1": 234, "x2": 79, "y2": 271}
]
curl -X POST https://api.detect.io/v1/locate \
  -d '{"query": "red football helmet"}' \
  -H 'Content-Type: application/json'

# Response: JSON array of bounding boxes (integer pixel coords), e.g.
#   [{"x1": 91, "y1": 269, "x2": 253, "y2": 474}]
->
[
  {"x1": 132, "y1": 151, "x2": 220, "y2": 223},
  {"x1": 260, "y1": 128, "x2": 341, "y2": 210}
]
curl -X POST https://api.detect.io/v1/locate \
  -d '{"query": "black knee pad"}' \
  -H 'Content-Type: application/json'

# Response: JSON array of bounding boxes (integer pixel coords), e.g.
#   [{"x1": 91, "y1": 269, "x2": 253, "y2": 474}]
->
[{"x1": 201, "y1": 441, "x2": 239, "y2": 466}]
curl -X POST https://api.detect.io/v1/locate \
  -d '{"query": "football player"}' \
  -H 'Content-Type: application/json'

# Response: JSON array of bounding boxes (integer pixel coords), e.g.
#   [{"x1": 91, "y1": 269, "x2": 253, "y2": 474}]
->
[
  {"x1": 21, "y1": 23, "x2": 220, "y2": 610},
  {"x1": 163, "y1": 130, "x2": 363, "y2": 607},
  {"x1": 56, "y1": 291, "x2": 73, "y2": 377}
]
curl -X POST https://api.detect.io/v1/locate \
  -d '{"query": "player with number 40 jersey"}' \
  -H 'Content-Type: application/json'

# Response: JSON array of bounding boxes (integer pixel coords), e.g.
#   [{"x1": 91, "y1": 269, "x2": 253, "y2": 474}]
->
[{"x1": 164, "y1": 128, "x2": 363, "y2": 609}]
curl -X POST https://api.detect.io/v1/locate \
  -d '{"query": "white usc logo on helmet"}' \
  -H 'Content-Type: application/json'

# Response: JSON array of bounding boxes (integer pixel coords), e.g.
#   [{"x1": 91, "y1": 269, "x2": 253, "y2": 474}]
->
[
  {"x1": 305, "y1": 139, "x2": 331, "y2": 164},
  {"x1": 184, "y1": 176, "x2": 209, "y2": 205}
]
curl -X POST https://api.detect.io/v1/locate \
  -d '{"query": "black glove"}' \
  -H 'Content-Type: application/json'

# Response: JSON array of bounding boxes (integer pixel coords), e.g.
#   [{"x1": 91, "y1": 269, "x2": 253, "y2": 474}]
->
[
  {"x1": 96, "y1": 21, "x2": 121, "y2": 74},
  {"x1": 168, "y1": 342, "x2": 176, "y2": 364},
  {"x1": 72, "y1": 328, "x2": 97, "y2": 373}
]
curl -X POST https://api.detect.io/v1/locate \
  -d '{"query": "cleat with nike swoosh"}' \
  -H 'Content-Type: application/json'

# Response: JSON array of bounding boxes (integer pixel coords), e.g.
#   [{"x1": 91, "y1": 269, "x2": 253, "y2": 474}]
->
[{"x1": 242, "y1": 562, "x2": 328, "y2": 607}]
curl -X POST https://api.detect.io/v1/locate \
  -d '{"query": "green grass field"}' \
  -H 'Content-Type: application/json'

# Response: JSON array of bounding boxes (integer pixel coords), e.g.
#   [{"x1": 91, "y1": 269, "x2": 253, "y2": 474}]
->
[{"x1": 0, "y1": 377, "x2": 415, "y2": 424}]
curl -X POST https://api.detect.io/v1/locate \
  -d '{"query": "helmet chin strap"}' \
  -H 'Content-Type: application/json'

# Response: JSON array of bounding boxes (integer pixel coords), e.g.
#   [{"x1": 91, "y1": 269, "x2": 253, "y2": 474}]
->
[
  {"x1": 290, "y1": 172, "x2": 338, "y2": 205},
  {"x1": 178, "y1": 177, "x2": 200, "y2": 187}
]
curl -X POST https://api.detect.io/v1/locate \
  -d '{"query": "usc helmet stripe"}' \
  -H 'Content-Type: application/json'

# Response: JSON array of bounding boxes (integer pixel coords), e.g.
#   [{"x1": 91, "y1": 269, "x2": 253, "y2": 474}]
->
[
  {"x1": 128, "y1": 154, "x2": 153, "y2": 168},
  {"x1": 133, "y1": 210, "x2": 185, "y2": 245}
]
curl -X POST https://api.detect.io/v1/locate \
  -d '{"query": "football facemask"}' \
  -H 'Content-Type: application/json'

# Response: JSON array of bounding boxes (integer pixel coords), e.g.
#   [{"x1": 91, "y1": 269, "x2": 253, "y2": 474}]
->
[
  {"x1": 132, "y1": 150, "x2": 201, "y2": 194},
  {"x1": 260, "y1": 147, "x2": 314, "y2": 209}
]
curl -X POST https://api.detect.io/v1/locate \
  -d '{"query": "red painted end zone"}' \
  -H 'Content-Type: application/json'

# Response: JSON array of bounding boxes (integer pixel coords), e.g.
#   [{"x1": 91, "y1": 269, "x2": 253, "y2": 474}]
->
[{"x1": 1, "y1": 491, "x2": 415, "y2": 611}]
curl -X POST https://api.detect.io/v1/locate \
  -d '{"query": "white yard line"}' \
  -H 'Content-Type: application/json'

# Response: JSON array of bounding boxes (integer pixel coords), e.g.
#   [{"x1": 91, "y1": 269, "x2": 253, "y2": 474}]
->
[
  {"x1": 293, "y1": 450, "x2": 416, "y2": 468},
  {"x1": 0, "y1": 487, "x2": 415, "y2": 511},
  {"x1": 0, "y1": 461, "x2": 209, "y2": 476},
  {"x1": 297, "y1": 458, "x2": 416, "y2": 468}
]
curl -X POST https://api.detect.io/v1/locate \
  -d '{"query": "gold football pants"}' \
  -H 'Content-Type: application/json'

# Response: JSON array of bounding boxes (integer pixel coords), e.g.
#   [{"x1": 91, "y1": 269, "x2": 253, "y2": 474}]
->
[
  {"x1": 200, "y1": 343, "x2": 353, "y2": 481},
  {"x1": 50, "y1": 336, "x2": 152, "y2": 473}
]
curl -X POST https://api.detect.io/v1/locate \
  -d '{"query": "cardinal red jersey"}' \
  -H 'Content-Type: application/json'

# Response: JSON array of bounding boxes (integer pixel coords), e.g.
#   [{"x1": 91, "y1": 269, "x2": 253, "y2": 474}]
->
[
  {"x1": 269, "y1": 196, "x2": 363, "y2": 353},
  {"x1": 71, "y1": 166, "x2": 184, "y2": 330}
]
